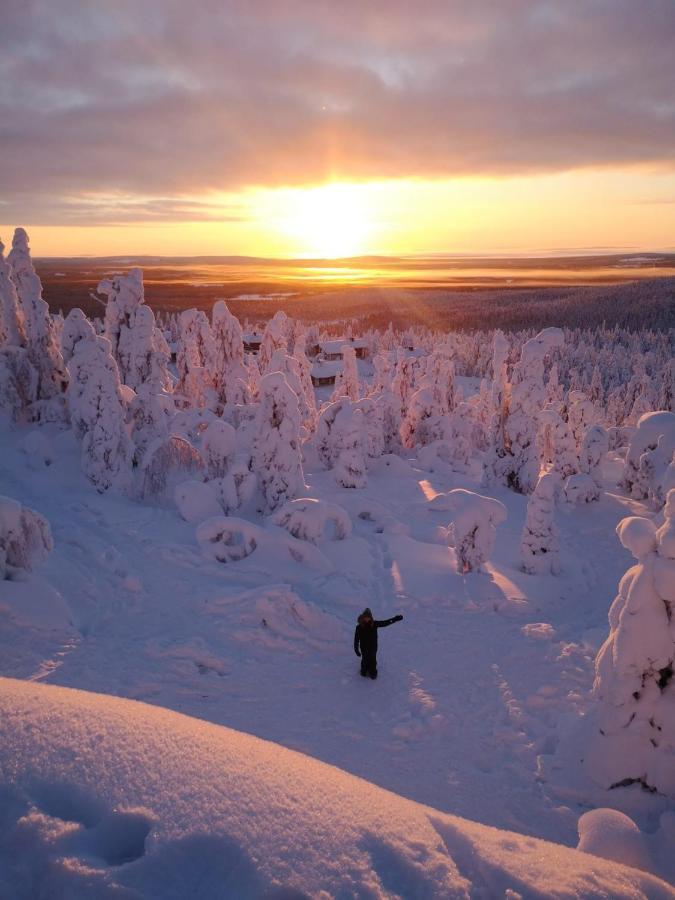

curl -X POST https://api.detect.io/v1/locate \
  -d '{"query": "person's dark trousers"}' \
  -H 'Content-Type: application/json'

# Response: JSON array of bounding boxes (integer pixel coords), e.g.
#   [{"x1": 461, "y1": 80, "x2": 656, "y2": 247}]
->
[{"x1": 361, "y1": 652, "x2": 377, "y2": 679}]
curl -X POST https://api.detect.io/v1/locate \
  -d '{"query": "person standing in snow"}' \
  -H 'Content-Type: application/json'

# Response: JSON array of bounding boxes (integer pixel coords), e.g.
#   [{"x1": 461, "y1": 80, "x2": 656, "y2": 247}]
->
[{"x1": 354, "y1": 608, "x2": 403, "y2": 679}]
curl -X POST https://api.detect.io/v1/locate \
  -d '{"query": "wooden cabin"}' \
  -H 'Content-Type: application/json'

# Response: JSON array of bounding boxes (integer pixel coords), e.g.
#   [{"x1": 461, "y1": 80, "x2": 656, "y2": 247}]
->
[
  {"x1": 311, "y1": 360, "x2": 341, "y2": 387},
  {"x1": 318, "y1": 338, "x2": 369, "y2": 361},
  {"x1": 243, "y1": 332, "x2": 263, "y2": 353}
]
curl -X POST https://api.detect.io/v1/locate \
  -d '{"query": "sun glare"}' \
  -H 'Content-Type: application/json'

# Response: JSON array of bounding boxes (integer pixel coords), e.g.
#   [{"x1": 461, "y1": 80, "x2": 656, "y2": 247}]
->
[{"x1": 274, "y1": 183, "x2": 373, "y2": 258}]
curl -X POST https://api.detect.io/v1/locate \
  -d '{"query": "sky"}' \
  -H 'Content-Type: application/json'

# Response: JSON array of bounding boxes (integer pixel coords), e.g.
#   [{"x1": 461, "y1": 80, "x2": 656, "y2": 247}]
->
[{"x1": 1, "y1": 0, "x2": 675, "y2": 258}]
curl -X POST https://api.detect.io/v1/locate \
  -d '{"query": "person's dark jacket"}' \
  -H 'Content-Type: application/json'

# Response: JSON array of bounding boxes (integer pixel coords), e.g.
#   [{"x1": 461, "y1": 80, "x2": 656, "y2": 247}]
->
[{"x1": 354, "y1": 608, "x2": 403, "y2": 657}]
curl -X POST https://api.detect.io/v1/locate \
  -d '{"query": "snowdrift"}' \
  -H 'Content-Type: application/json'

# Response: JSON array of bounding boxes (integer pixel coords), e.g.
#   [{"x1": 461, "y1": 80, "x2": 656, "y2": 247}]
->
[{"x1": 1, "y1": 679, "x2": 672, "y2": 899}]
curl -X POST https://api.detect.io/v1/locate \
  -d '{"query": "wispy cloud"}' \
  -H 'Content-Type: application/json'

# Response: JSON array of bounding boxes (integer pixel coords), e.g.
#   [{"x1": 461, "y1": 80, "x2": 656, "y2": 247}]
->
[{"x1": 1, "y1": 0, "x2": 674, "y2": 224}]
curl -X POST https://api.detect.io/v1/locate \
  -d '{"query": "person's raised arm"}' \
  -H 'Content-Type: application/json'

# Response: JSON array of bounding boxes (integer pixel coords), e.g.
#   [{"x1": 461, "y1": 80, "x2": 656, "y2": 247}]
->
[{"x1": 375, "y1": 615, "x2": 403, "y2": 628}]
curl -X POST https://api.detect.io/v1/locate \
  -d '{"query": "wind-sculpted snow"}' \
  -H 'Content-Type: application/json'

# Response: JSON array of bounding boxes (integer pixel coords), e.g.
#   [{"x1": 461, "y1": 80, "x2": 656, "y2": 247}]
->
[{"x1": 1, "y1": 678, "x2": 672, "y2": 900}]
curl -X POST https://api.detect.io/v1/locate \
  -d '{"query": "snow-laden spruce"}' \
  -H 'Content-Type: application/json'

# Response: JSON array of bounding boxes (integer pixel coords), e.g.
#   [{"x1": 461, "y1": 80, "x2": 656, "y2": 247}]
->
[
  {"x1": 623, "y1": 411, "x2": 675, "y2": 510},
  {"x1": 0, "y1": 495, "x2": 53, "y2": 579},
  {"x1": 67, "y1": 333, "x2": 132, "y2": 492},
  {"x1": 6, "y1": 228, "x2": 67, "y2": 421},
  {"x1": 175, "y1": 308, "x2": 215, "y2": 405},
  {"x1": 537, "y1": 406, "x2": 578, "y2": 479},
  {"x1": 129, "y1": 382, "x2": 172, "y2": 463},
  {"x1": 251, "y1": 372, "x2": 305, "y2": 511},
  {"x1": 331, "y1": 343, "x2": 360, "y2": 401},
  {"x1": 568, "y1": 391, "x2": 596, "y2": 454},
  {"x1": 0, "y1": 237, "x2": 26, "y2": 348},
  {"x1": 565, "y1": 423, "x2": 610, "y2": 504},
  {"x1": 585, "y1": 489, "x2": 675, "y2": 797},
  {"x1": 429, "y1": 488, "x2": 507, "y2": 573},
  {"x1": 210, "y1": 300, "x2": 248, "y2": 410},
  {"x1": 316, "y1": 397, "x2": 369, "y2": 488},
  {"x1": 98, "y1": 269, "x2": 169, "y2": 393},
  {"x1": 486, "y1": 327, "x2": 564, "y2": 494},
  {"x1": 61, "y1": 307, "x2": 95, "y2": 366},
  {"x1": 258, "y1": 310, "x2": 288, "y2": 375},
  {"x1": 521, "y1": 472, "x2": 560, "y2": 574}
]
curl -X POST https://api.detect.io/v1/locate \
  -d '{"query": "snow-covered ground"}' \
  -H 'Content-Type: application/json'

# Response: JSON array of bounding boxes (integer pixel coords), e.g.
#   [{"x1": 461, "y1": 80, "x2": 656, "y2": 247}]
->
[
  {"x1": 2, "y1": 417, "x2": 673, "y2": 894},
  {"x1": 2, "y1": 242, "x2": 675, "y2": 895},
  {"x1": 2, "y1": 677, "x2": 672, "y2": 899}
]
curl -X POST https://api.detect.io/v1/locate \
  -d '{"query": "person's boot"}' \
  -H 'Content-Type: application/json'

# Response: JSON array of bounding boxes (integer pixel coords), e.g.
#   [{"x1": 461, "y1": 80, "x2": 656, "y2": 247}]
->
[{"x1": 369, "y1": 670, "x2": 377, "y2": 680}]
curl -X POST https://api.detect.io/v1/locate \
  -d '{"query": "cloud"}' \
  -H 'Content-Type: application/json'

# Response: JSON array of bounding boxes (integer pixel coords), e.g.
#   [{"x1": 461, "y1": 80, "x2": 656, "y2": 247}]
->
[{"x1": 1, "y1": 0, "x2": 674, "y2": 223}]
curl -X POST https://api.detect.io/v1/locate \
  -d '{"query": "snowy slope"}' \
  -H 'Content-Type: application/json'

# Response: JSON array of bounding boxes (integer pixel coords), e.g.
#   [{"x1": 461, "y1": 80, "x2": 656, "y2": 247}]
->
[
  {"x1": 0, "y1": 420, "x2": 662, "y2": 850},
  {"x1": 1, "y1": 677, "x2": 673, "y2": 900}
]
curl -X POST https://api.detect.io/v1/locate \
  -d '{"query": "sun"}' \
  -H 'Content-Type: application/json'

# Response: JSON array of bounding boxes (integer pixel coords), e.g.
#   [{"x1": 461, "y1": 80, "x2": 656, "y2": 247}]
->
[{"x1": 278, "y1": 182, "x2": 372, "y2": 258}]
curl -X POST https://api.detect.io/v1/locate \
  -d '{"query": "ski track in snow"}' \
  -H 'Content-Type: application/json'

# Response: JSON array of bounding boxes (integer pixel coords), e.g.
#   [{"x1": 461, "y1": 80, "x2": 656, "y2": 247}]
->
[{"x1": 0, "y1": 430, "x2": 645, "y2": 849}]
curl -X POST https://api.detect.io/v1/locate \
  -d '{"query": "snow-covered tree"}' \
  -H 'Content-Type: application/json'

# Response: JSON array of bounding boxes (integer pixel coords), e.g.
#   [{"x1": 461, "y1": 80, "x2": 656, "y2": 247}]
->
[
  {"x1": 537, "y1": 408, "x2": 578, "y2": 478},
  {"x1": 568, "y1": 391, "x2": 595, "y2": 454},
  {"x1": 270, "y1": 498, "x2": 352, "y2": 544},
  {"x1": 432, "y1": 489, "x2": 507, "y2": 574},
  {"x1": 370, "y1": 351, "x2": 392, "y2": 396},
  {"x1": 585, "y1": 492, "x2": 675, "y2": 797},
  {"x1": 67, "y1": 334, "x2": 132, "y2": 491},
  {"x1": 579, "y1": 424, "x2": 609, "y2": 493},
  {"x1": 623, "y1": 411, "x2": 675, "y2": 506},
  {"x1": 251, "y1": 372, "x2": 305, "y2": 511},
  {"x1": 210, "y1": 300, "x2": 248, "y2": 410},
  {"x1": 201, "y1": 419, "x2": 237, "y2": 479},
  {"x1": 486, "y1": 328, "x2": 564, "y2": 494},
  {"x1": 400, "y1": 386, "x2": 439, "y2": 449},
  {"x1": 391, "y1": 350, "x2": 416, "y2": 412},
  {"x1": 354, "y1": 397, "x2": 385, "y2": 460},
  {"x1": 139, "y1": 435, "x2": 204, "y2": 500},
  {"x1": 372, "y1": 390, "x2": 401, "y2": 454},
  {"x1": 258, "y1": 311, "x2": 288, "y2": 375},
  {"x1": 119, "y1": 304, "x2": 170, "y2": 392},
  {"x1": 0, "y1": 238, "x2": 26, "y2": 348},
  {"x1": 0, "y1": 495, "x2": 53, "y2": 579},
  {"x1": 0, "y1": 348, "x2": 37, "y2": 421},
  {"x1": 521, "y1": 472, "x2": 560, "y2": 574},
  {"x1": 61, "y1": 308, "x2": 95, "y2": 366},
  {"x1": 129, "y1": 382, "x2": 171, "y2": 464},
  {"x1": 424, "y1": 347, "x2": 456, "y2": 416},
  {"x1": 99, "y1": 267, "x2": 141, "y2": 366},
  {"x1": 316, "y1": 397, "x2": 368, "y2": 488},
  {"x1": 96, "y1": 267, "x2": 170, "y2": 395},
  {"x1": 175, "y1": 308, "x2": 215, "y2": 406},
  {"x1": 546, "y1": 362, "x2": 564, "y2": 405},
  {"x1": 331, "y1": 345, "x2": 360, "y2": 401},
  {"x1": 332, "y1": 406, "x2": 368, "y2": 489},
  {"x1": 269, "y1": 349, "x2": 315, "y2": 428},
  {"x1": 7, "y1": 228, "x2": 67, "y2": 420}
]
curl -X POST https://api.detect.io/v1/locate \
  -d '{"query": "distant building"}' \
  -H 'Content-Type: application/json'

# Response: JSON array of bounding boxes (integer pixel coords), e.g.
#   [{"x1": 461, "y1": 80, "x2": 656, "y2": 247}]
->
[
  {"x1": 243, "y1": 332, "x2": 262, "y2": 353},
  {"x1": 319, "y1": 338, "x2": 369, "y2": 361},
  {"x1": 311, "y1": 360, "x2": 341, "y2": 387}
]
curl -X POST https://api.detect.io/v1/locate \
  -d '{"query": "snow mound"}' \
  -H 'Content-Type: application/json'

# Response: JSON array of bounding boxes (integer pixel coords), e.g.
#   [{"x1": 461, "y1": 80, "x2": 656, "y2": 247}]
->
[
  {"x1": 1, "y1": 679, "x2": 672, "y2": 899},
  {"x1": 0, "y1": 495, "x2": 53, "y2": 579},
  {"x1": 196, "y1": 516, "x2": 332, "y2": 574},
  {"x1": 269, "y1": 497, "x2": 352, "y2": 544},
  {"x1": 174, "y1": 479, "x2": 223, "y2": 523},
  {"x1": 233, "y1": 585, "x2": 344, "y2": 651},
  {"x1": 577, "y1": 809, "x2": 652, "y2": 873}
]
